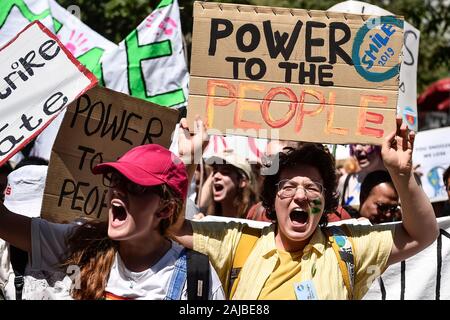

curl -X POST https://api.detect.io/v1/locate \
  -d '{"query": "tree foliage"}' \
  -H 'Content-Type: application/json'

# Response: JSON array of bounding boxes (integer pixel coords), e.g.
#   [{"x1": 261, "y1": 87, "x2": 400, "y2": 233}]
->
[{"x1": 59, "y1": 0, "x2": 449, "y2": 94}]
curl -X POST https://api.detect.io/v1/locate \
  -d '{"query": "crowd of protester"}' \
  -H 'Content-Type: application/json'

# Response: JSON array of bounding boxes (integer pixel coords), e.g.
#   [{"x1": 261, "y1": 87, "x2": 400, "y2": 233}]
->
[{"x1": 0, "y1": 115, "x2": 447, "y2": 300}]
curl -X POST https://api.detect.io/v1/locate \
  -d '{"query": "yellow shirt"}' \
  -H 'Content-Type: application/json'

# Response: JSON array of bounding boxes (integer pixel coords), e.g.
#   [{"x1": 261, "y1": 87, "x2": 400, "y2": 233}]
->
[{"x1": 192, "y1": 221, "x2": 395, "y2": 300}]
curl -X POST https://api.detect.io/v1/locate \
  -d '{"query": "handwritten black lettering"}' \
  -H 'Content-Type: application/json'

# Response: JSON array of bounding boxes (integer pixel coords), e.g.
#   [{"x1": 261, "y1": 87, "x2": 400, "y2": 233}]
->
[
  {"x1": 245, "y1": 58, "x2": 266, "y2": 80},
  {"x1": 263, "y1": 20, "x2": 302, "y2": 60},
  {"x1": 403, "y1": 30, "x2": 418, "y2": 66},
  {"x1": 121, "y1": 112, "x2": 142, "y2": 145},
  {"x1": 18, "y1": 51, "x2": 45, "y2": 77},
  {"x1": 225, "y1": 56, "x2": 246, "y2": 79},
  {"x1": 236, "y1": 23, "x2": 260, "y2": 52},
  {"x1": 38, "y1": 39, "x2": 60, "y2": 60},
  {"x1": 298, "y1": 62, "x2": 316, "y2": 85},
  {"x1": 209, "y1": 18, "x2": 233, "y2": 56},
  {"x1": 329, "y1": 22, "x2": 353, "y2": 65},
  {"x1": 141, "y1": 117, "x2": 163, "y2": 145},
  {"x1": 278, "y1": 62, "x2": 298, "y2": 83},
  {"x1": 19, "y1": 114, "x2": 42, "y2": 131},
  {"x1": 43, "y1": 92, "x2": 68, "y2": 115},
  {"x1": 305, "y1": 21, "x2": 327, "y2": 63},
  {"x1": 0, "y1": 123, "x2": 24, "y2": 156}
]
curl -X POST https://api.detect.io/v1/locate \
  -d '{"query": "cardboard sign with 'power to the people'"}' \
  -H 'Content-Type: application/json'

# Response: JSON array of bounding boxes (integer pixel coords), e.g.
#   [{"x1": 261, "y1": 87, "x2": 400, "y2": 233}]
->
[
  {"x1": 41, "y1": 86, "x2": 179, "y2": 223},
  {"x1": 0, "y1": 21, "x2": 97, "y2": 166},
  {"x1": 187, "y1": 1, "x2": 403, "y2": 144}
]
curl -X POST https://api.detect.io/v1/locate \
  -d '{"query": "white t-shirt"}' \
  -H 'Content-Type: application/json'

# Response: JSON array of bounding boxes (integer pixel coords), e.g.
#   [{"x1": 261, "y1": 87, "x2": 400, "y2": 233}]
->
[{"x1": 3, "y1": 218, "x2": 225, "y2": 300}]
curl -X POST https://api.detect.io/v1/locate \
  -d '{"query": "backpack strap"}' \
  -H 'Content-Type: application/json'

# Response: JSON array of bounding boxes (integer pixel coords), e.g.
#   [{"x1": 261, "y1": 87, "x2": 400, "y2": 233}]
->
[
  {"x1": 9, "y1": 245, "x2": 28, "y2": 301},
  {"x1": 324, "y1": 225, "x2": 355, "y2": 300},
  {"x1": 186, "y1": 249, "x2": 210, "y2": 300},
  {"x1": 228, "y1": 226, "x2": 260, "y2": 299},
  {"x1": 165, "y1": 248, "x2": 188, "y2": 300},
  {"x1": 165, "y1": 248, "x2": 211, "y2": 300}
]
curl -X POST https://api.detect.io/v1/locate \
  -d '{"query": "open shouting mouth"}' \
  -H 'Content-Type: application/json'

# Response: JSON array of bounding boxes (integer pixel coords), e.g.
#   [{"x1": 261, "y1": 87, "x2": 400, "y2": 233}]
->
[
  {"x1": 110, "y1": 199, "x2": 128, "y2": 228},
  {"x1": 290, "y1": 208, "x2": 309, "y2": 226}
]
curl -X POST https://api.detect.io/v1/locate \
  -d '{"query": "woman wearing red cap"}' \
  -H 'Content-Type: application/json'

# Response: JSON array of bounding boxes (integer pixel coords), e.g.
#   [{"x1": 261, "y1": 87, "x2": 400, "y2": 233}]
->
[{"x1": 0, "y1": 144, "x2": 224, "y2": 300}]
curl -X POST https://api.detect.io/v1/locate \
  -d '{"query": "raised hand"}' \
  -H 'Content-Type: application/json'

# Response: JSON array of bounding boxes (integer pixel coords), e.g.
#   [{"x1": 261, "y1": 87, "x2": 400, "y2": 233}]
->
[
  {"x1": 381, "y1": 117, "x2": 415, "y2": 176},
  {"x1": 178, "y1": 116, "x2": 209, "y2": 165}
]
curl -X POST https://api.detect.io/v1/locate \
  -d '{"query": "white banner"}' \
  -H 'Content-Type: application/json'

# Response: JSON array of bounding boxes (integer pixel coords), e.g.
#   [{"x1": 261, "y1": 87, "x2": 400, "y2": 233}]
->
[
  {"x1": 412, "y1": 127, "x2": 450, "y2": 203},
  {"x1": 48, "y1": 0, "x2": 117, "y2": 73},
  {"x1": 100, "y1": 0, "x2": 189, "y2": 109},
  {"x1": 0, "y1": 22, "x2": 97, "y2": 166},
  {"x1": 364, "y1": 217, "x2": 450, "y2": 300},
  {"x1": 28, "y1": 0, "x2": 118, "y2": 161},
  {"x1": 328, "y1": 0, "x2": 420, "y2": 132},
  {"x1": 0, "y1": 0, "x2": 55, "y2": 47}
]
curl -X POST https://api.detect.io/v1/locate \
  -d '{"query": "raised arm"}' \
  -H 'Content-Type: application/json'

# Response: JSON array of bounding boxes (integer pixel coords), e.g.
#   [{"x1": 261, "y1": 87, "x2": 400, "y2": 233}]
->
[
  {"x1": 0, "y1": 202, "x2": 32, "y2": 252},
  {"x1": 384, "y1": 118, "x2": 439, "y2": 266},
  {"x1": 169, "y1": 116, "x2": 209, "y2": 249}
]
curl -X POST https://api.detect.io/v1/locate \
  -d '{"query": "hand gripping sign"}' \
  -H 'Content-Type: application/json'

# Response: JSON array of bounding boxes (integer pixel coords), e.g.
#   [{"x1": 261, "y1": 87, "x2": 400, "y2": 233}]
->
[
  {"x1": 187, "y1": 1, "x2": 403, "y2": 145},
  {"x1": 0, "y1": 21, "x2": 97, "y2": 166}
]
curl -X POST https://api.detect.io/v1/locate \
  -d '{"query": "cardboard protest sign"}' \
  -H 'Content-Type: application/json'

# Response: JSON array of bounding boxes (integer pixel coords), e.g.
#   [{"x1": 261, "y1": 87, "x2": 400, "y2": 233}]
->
[
  {"x1": 187, "y1": 1, "x2": 403, "y2": 145},
  {"x1": 412, "y1": 127, "x2": 450, "y2": 203},
  {"x1": 0, "y1": 21, "x2": 97, "y2": 166},
  {"x1": 41, "y1": 86, "x2": 179, "y2": 223},
  {"x1": 328, "y1": 0, "x2": 420, "y2": 131}
]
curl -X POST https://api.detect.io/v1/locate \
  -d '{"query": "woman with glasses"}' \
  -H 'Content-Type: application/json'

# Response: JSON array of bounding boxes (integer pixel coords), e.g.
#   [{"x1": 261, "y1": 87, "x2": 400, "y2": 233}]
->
[
  {"x1": 0, "y1": 144, "x2": 225, "y2": 300},
  {"x1": 359, "y1": 170, "x2": 402, "y2": 224},
  {"x1": 172, "y1": 117, "x2": 439, "y2": 300}
]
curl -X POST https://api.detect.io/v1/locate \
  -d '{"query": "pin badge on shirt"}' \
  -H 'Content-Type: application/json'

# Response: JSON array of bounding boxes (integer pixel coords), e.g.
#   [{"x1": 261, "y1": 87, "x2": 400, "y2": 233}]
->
[{"x1": 294, "y1": 280, "x2": 318, "y2": 300}]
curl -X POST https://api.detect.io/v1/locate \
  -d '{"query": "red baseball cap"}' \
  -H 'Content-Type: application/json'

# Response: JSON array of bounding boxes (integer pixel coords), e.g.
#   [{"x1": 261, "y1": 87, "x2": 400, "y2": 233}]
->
[{"x1": 92, "y1": 144, "x2": 188, "y2": 200}]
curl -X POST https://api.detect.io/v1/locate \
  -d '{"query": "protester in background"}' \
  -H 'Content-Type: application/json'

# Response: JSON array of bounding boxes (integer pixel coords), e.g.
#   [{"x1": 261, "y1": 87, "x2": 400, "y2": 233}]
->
[
  {"x1": 197, "y1": 150, "x2": 257, "y2": 219},
  {"x1": 442, "y1": 166, "x2": 450, "y2": 217},
  {"x1": 0, "y1": 164, "x2": 48, "y2": 300},
  {"x1": 0, "y1": 162, "x2": 13, "y2": 202},
  {"x1": 0, "y1": 144, "x2": 224, "y2": 300},
  {"x1": 359, "y1": 170, "x2": 401, "y2": 224},
  {"x1": 338, "y1": 144, "x2": 386, "y2": 210},
  {"x1": 172, "y1": 117, "x2": 438, "y2": 300}
]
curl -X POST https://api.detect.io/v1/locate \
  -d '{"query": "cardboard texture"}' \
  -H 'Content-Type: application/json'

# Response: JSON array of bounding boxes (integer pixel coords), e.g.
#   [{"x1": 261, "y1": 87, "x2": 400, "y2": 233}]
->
[
  {"x1": 0, "y1": 21, "x2": 97, "y2": 166},
  {"x1": 187, "y1": 1, "x2": 403, "y2": 144},
  {"x1": 41, "y1": 86, "x2": 179, "y2": 223}
]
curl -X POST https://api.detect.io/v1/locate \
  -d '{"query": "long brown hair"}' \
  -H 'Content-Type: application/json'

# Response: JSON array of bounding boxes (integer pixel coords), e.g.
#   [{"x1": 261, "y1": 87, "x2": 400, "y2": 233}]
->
[{"x1": 62, "y1": 184, "x2": 183, "y2": 300}]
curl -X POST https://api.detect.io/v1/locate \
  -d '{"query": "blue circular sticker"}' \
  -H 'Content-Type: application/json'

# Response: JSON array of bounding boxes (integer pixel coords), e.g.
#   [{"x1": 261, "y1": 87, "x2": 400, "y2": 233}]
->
[
  {"x1": 352, "y1": 16, "x2": 404, "y2": 82},
  {"x1": 335, "y1": 236, "x2": 346, "y2": 248},
  {"x1": 403, "y1": 106, "x2": 417, "y2": 127}
]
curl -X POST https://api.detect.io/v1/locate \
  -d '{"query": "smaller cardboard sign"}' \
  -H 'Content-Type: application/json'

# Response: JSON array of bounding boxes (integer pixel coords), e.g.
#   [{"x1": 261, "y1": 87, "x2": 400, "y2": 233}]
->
[
  {"x1": 187, "y1": 1, "x2": 403, "y2": 145},
  {"x1": 0, "y1": 21, "x2": 97, "y2": 166},
  {"x1": 412, "y1": 127, "x2": 450, "y2": 203},
  {"x1": 41, "y1": 86, "x2": 179, "y2": 223}
]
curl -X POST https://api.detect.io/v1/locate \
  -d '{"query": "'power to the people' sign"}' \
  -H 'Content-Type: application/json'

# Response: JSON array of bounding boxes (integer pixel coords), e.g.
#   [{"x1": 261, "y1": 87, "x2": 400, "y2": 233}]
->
[{"x1": 187, "y1": 1, "x2": 403, "y2": 145}]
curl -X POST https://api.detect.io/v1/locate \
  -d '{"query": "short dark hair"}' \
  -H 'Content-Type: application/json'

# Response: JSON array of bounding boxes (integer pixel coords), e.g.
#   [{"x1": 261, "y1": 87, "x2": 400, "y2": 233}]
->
[
  {"x1": 360, "y1": 170, "x2": 396, "y2": 206},
  {"x1": 444, "y1": 166, "x2": 450, "y2": 187},
  {"x1": 261, "y1": 143, "x2": 339, "y2": 226}
]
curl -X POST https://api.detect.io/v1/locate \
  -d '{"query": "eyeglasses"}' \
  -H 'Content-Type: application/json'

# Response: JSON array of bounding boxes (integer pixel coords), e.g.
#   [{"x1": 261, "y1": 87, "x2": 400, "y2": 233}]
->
[
  {"x1": 102, "y1": 172, "x2": 158, "y2": 196},
  {"x1": 276, "y1": 179, "x2": 324, "y2": 199},
  {"x1": 376, "y1": 203, "x2": 400, "y2": 215}
]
